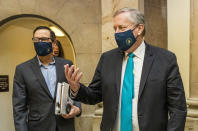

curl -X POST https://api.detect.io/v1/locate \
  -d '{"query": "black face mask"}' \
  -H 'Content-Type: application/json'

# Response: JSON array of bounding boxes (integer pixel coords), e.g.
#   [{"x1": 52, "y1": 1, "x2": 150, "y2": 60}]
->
[
  {"x1": 114, "y1": 27, "x2": 137, "y2": 51},
  {"x1": 34, "y1": 42, "x2": 53, "y2": 56}
]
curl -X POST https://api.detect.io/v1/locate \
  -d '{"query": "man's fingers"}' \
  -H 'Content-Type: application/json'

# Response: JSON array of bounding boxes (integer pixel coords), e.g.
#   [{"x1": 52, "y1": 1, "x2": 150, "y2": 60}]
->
[
  {"x1": 71, "y1": 68, "x2": 80, "y2": 81},
  {"x1": 64, "y1": 64, "x2": 69, "y2": 79},
  {"x1": 62, "y1": 114, "x2": 69, "y2": 118},
  {"x1": 65, "y1": 65, "x2": 82, "y2": 83},
  {"x1": 75, "y1": 72, "x2": 83, "y2": 83},
  {"x1": 68, "y1": 65, "x2": 74, "y2": 79},
  {"x1": 69, "y1": 108, "x2": 75, "y2": 116},
  {"x1": 68, "y1": 102, "x2": 74, "y2": 108}
]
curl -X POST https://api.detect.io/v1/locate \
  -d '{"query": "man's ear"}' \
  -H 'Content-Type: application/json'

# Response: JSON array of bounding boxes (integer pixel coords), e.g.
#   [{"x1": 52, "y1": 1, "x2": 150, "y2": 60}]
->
[{"x1": 137, "y1": 24, "x2": 144, "y2": 35}]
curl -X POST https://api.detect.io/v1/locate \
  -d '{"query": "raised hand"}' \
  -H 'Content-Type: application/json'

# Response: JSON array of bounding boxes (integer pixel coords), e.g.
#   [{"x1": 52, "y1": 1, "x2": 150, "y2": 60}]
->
[{"x1": 64, "y1": 64, "x2": 83, "y2": 92}]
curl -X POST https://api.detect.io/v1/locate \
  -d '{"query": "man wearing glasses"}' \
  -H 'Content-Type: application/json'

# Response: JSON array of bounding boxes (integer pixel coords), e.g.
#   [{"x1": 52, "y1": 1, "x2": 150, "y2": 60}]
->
[{"x1": 12, "y1": 26, "x2": 81, "y2": 131}]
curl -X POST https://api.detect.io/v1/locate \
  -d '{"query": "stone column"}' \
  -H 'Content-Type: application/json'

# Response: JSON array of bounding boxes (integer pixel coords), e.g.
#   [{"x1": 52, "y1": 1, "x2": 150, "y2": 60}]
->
[
  {"x1": 92, "y1": 103, "x2": 103, "y2": 131},
  {"x1": 185, "y1": 0, "x2": 198, "y2": 130},
  {"x1": 167, "y1": 0, "x2": 193, "y2": 130},
  {"x1": 186, "y1": 99, "x2": 198, "y2": 130},
  {"x1": 167, "y1": 0, "x2": 190, "y2": 98},
  {"x1": 144, "y1": 0, "x2": 167, "y2": 49}
]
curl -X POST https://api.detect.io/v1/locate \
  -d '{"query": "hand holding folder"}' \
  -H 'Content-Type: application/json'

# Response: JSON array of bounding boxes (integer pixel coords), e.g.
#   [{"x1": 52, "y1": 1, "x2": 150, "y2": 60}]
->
[{"x1": 55, "y1": 82, "x2": 72, "y2": 115}]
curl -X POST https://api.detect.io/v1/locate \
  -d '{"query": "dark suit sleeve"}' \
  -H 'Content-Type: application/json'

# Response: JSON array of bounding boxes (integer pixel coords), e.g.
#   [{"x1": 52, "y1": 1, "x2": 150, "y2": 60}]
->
[
  {"x1": 166, "y1": 54, "x2": 187, "y2": 131},
  {"x1": 70, "y1": 54, "x2": 103, "y2": 105},
  {"x1": 12, "y1": 66, "x2": 28, "y2": 131}
]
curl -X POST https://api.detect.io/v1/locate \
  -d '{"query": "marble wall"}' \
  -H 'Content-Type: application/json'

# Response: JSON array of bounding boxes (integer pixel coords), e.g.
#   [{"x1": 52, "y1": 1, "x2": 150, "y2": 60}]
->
[
  {"x1": 167, "y1": 0, "x2": 190, "y2": 99},
  {"x1": 190, "y1": 0, "x2": 198, "y2": 98},
  {"x1": 185, "y1": 0, "x2": 198, "y2": 130}
]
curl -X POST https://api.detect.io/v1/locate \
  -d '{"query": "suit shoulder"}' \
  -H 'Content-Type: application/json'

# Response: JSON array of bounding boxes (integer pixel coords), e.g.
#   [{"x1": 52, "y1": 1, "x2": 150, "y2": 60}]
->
[
  {"x1": 149, "y1": 44, "x2": 174, "y2": 55},
  {"x1": 15, "y1": 58, "x2": 34, "y2": 69},
  {"x1": 149, "y1": 44, "x2": 176, "y2": 61}
]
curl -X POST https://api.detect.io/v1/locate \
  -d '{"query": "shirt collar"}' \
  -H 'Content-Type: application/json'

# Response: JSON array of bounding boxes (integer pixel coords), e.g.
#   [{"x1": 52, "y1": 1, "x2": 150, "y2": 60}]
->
[
  {"x1": 124, "y1": 40, "x2": 145, "y2": 60},
  {"x1": 37, "y1": 55, "x2": 55, "y2": 67}
]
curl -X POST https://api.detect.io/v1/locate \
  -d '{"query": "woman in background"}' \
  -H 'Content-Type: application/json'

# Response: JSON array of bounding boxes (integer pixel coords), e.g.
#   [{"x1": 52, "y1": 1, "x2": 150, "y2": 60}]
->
[{"x1": 53, "y1": 40, "x2": 64, "y2": 58}]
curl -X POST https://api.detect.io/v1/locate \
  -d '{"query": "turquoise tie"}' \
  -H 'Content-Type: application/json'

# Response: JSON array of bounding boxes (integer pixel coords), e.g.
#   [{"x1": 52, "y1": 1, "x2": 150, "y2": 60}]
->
[{"x1": 121, "y1": 53, "x2": 134, "y2": 131}]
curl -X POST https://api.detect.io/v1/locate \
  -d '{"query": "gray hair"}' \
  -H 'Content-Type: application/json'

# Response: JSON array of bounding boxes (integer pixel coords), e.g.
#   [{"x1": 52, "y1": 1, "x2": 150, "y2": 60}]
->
[{"x1": 113, "y1": 7, "x2": 145, "y2": 36}]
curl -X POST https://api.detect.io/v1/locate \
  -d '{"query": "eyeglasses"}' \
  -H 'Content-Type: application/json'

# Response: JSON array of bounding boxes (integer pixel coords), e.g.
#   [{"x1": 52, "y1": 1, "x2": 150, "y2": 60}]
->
[{"x1": 32, "y1": 37, "x2": 51, "y2": 42}]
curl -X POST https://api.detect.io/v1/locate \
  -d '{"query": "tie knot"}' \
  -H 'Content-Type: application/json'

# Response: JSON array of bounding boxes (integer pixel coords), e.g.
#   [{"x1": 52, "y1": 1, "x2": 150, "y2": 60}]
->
[{"x1": 128, "y1": 53, "x2": 134, "y2": 58}]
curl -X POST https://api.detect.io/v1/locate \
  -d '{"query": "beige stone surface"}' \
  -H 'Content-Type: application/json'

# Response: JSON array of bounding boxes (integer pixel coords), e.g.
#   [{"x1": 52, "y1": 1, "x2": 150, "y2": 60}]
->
[
  {"x1": 70, "y1": 24, "x2": 102, "y2": 54},
  {"x1": 0, "y1": 8, "x2": 21, "y2": 21},
  {"x1": 0, "y1": 0, "x2": 21, "y2": 10},
  {"x1": 75, "y1": 53, "x2": 101, "y2": 84},
  {"x1": 190, "y1": 83, "x2": 198, "y2": 98},
  {"x1": 190, "y1": 51, "x2": 198, "y2": 83},
  {"x1": 144, "y1": 0, "x2": 167, "y2": 48},
  {"x1": 190, "y1": 0, "x2": 198, "y2": 96},
  {"x1": 0, "y1": 0, "x2": 22, "y2": 20},
  {"x1": 55, "y1": 0, "x2": 101, "y2": 25},
  {"x1": 168, "y1": 0, "x2": 190, "y2": 98},
  {"x1": 185, "y1": 117, "x2": 198, "y2": 131},
  {"x1": 81, "y1": 104, "x2": 98, "y2": 115},
  {"x1": 190, "y1": 15, "x2": 198, "y2": 84},
  {"x1": 185, "y1": 0, "x2": 198, "y2": 131},
  {"x1": 75, "y1": 114, "x2": 94, "y2": 131},
  {"x1": 102, "y1": 22, "x2": 117, "y2": 52},
  {"x1": 17, "y1": 0, "x2": 37, "y2": 13},
  {"x1": 92, "y1": 116, "x2": 102, "y2": 131},
  {"x1": 145, "y1": 31, "x2": 167, "y2": 48},
  {"x1": 28, "y1": 0, "x2": 65, "y2": 17},
  {"x1": 92, "y1": 107, "x2": 103, "y2": 131}
]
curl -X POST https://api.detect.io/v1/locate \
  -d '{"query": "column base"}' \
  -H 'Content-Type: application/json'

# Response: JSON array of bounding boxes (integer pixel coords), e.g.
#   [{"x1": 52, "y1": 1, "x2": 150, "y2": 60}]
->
[
  {"x1": 185, "y1": 98, "x2": 198, "y2": 131},
  {"x1": 92, "y1": 107, "x2": 103, "y2": 131}
]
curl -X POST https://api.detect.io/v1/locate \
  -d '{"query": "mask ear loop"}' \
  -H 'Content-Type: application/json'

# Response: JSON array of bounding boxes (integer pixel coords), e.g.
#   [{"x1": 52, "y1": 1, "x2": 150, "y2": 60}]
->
[
  {"x1": 131, "y1": 24, "x2": 139, "y2": 39},
  {"x1": 135, "y1": 24, "x2": 144, "y2": 36},
  {"x1": 131, "y1": 24, "x2": 138, "y2": 31}
]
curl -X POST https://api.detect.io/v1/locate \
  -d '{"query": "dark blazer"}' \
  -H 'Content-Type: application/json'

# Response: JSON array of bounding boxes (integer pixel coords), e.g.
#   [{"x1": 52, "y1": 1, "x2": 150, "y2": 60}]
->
[
  {"x1": 13, "y1": 56, "x2": 81, "y2": 131},
  {"x1": 73, "y1": 43, "x2": 187, "y2": 131}
]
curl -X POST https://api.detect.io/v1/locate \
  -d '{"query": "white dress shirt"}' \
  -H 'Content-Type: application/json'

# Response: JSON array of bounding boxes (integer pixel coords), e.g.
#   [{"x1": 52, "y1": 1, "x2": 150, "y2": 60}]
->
[{"x1": 113, "y1": 41, "x2": 145, "y2": 131}]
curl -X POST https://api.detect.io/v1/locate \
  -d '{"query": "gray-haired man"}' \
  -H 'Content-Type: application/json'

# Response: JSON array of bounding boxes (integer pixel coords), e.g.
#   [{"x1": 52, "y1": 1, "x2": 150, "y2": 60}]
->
[{"x1": 65, "y1": 8, "x2": 187, "y2": 131}]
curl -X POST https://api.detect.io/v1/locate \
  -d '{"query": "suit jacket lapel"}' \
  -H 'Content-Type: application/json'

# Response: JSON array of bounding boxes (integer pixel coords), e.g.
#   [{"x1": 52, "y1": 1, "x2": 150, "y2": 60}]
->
[
  {"x1": 31, "y1": 56, "x2": 53, "y2": 99},
  {"x1": 115, "y1": 50, "x2": 124, "y2": 97},
  {"x1": 138, "y1": 43, "x2": 155, "y2": 99}
]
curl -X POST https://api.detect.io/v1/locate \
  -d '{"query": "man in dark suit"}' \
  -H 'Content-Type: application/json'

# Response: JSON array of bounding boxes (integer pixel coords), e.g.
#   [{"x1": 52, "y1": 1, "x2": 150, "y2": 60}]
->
[
  {"x1": 65, "y1": 8, "x2": 187, "y2": 131},
  {"x1": 13, "y1": 26, "x2": 81, "y2": 131}
]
